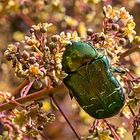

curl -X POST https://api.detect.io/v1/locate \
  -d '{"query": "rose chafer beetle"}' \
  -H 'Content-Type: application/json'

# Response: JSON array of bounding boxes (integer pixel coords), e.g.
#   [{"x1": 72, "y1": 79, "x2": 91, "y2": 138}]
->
[{"x1": 62, "y1": 41, "x2": 125, "y2": 119}]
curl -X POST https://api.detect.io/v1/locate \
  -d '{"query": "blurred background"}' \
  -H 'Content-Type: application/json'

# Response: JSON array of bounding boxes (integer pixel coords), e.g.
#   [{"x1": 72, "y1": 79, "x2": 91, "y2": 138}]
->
[{"x1": 0, "y1": 0, "x2": 140, "y2": 140}]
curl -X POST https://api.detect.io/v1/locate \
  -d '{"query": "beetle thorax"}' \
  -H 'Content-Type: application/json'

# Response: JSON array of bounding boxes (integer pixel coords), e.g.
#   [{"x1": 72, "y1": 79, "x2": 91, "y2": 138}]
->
[{"x1": 62, "y1": 41, "x2": 98, "y2": 73}]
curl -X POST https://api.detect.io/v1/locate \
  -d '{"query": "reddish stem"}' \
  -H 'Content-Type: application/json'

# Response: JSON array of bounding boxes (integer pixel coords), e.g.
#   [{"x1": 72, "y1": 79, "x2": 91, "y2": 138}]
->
[
  {"x1": 21, "y1": 80, "x2": 34, "y2": 97},
  {"x1": 119, "y1": 46, "x2": 140, "y2": 60},
  {"x1": 0, "y1": 84, "x2": 67, "y2": 112},
  {"x1": 32, "y1": 126, "x2": 50, "y2": 140},
  {"x1": 50, "y1": 95, "x2": 81, "y2": 140},
  {"x1": 103, "y1": 119, "x2": 120, "y2": 140},
  {"x1": 92, "y1": 119, "x2": 99, "y2": 133},
  {"x1": 11, "y1": 79, "x2": 29, "y2": 96},
  {"x1": 19, "y1": 12, "x2": 34, "y2": 26}
]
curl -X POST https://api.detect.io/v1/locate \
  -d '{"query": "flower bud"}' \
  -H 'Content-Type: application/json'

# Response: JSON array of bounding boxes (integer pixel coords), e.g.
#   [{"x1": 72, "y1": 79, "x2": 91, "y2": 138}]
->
[
  {"x1": 4, "y1": 50, "x2": 14, "y2": 61},
  {"x1": 119, "y1": 28, "x2": 125, "y2": 33},
  {"x1": 49, "y1": 42, "x2": 57, "y2": 49},
  {"x1": 100, "y1": 35, "x2": 106, "y2": 41},
  {"x1": 29, "y1": 57, "x2": 36, "y2": 64},
  {"x1": 8, "y1": 44, "x2": 18, "y2": 53},
  {"x1": 40, "y1": 26, "x2": 47, "y2": 33},
  {"x1": 51, "y1": 35, "x2": 60, "y2": 42},
  {"x1": 87, "y1": 28, "x2": 93, "y2": 36},
  {"x1": 89, "y1": 128, "x2": 94, "y2": 133},
  {"x1": 16, "y1": 70, "x2": 27, "y2": 78},
  {"x1": 37, "y1": 125, "x2": 44, "y2": 131},
  {"x1": 33, "y1": 80, "x2": 43, "y2": 89},
  {"x1": 119, "y1": 38, "x2": 126, "y2": 46},
  {"x1": 22, "y1": 51, "x2": 29, "y2": 60},
  {"x1": 112, "y1": 24, "x2": 119, "y2": 31},
  {"x1": 93, "y1": 34, "x2": 99, "y2": 42},
  {"x1": 16, "y1": 52, "x2": 22, "y2": 60}
]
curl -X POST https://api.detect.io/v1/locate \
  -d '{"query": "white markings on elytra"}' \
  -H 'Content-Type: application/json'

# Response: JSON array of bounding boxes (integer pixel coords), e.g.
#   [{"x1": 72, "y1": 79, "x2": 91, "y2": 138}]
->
[
  {"x1": 108, "y1": 102, "x2": 116, "y2": 108},
  {"x1": 100, "y1": 91, "x2": 105, "y2": 95},
  {"x1": 107, "y1": 87, "x2": 122, "y2": 97},
  {"x1": 91, "y1": 97, "x2": 96, "y2": 100},
  {"x1": 107, "y1": 90, "x2": 117, "y2": 97},
  {"x1": 79, "y1": 91, "x2": 86, "y2": 95},
  {"x1": 82, "y1": 104, "x2": 94, "y2": 109},
  {"x1": 115, "y1": 87, "x2": 122, "y2": 91},
  {"x1": 96, "y1": 109, "x2": 105, "y2": 114}
]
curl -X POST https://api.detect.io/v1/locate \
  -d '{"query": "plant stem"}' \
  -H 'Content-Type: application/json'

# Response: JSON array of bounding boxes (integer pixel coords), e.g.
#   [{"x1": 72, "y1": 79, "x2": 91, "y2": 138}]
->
[
  {"x1": 128, "y1": 105, "x2": 135, "y2": 116},
  {"x1": 19, "y1": 12, "x2": 34, "y2": 26},
  {"x1": 0, "y1": 85, "x2": 67, "y2": 112},
  {"x1": 119, "y1": 46, "x2": 140, "y2": 60},
  {"x1": 103, "y1": 119, "x2": 120, "y2": 140},
  {"x1": 50, "y1": 95, "x2": 81, "y2": 140},
  {"x1": 92, "y1": 119, "x2": 99, "y2": 133},
  {"x1": 32, "y1": 126, "x2": 50, "y2": 140},
  {"x1": 21, "y1": 80, "x2": 34, "y2": 97},
  {"x1": 11, "y1": 79, "x2": 29, "y2": 96}
]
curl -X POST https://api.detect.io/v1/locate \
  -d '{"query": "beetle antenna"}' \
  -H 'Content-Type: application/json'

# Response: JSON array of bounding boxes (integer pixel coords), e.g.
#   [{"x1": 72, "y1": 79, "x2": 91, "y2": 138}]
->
[
  {"x1": 103, "y1": 119, "x2": 121, "y2": 140},
  {"x1": 50, "y1": 95, "x2": 81, "y2": 140}
]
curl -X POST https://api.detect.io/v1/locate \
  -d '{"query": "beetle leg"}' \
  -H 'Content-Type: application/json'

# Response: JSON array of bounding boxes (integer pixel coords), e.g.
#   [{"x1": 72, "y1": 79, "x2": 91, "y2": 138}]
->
[
  {"x1": 97, "y1": 48, "x2": 106, "y2": 55},
  {"x1": 69, "y1": 89, "x2": 73, "y2": 99},
  {"x1": 111, "y1": 67, "x2": 126, "y2": 74}
]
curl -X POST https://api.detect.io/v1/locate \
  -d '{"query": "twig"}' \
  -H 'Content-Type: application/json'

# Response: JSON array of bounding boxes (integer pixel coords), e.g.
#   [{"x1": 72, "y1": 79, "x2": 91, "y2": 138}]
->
[
  {"x1": 11, "y1": 79, "x2": 29, "y2": 96},
  {"x1": 32, "y1": 126, "x2": 50, "y2": 140},
  {"x1": 19, "y1": 12, "x2": 34, "y2": 26},
  {"x1": 103, "y1": 119, "x2": 120, "y2": 140},
  {"x1": 0, "y1": 79, "x2": 29, "y2": 103},
  {"x1": 0, "y1": 85, "x2": 67, "y2": 112},
  {"x1": 50, "y1": 95, "x2": 81, "y2": 140},
  {"x1": 21, "y1": 80, "x2": 34, "y2": 97},
  {"x1": 91, "y1": 119, "x2": 99, "y2": 133},
  {"x1": 128, "y1": 105, "x2": 135, "y2": 116},
  {"x1": 119, "y1": 46, "x2": 140, "y2": 60}
]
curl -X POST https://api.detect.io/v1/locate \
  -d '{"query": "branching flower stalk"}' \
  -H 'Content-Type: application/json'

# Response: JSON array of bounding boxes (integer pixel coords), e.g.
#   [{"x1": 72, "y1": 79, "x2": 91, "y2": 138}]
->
[{"x1": 0, "y1": 85, "x2": 67, "y2": 112}]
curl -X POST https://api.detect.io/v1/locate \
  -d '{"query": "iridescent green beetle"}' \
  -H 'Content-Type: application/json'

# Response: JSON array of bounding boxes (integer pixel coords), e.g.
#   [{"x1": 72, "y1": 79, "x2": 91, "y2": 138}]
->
[{"x1": 62, "y1": 41, "x2": 125, "y2": 119}]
